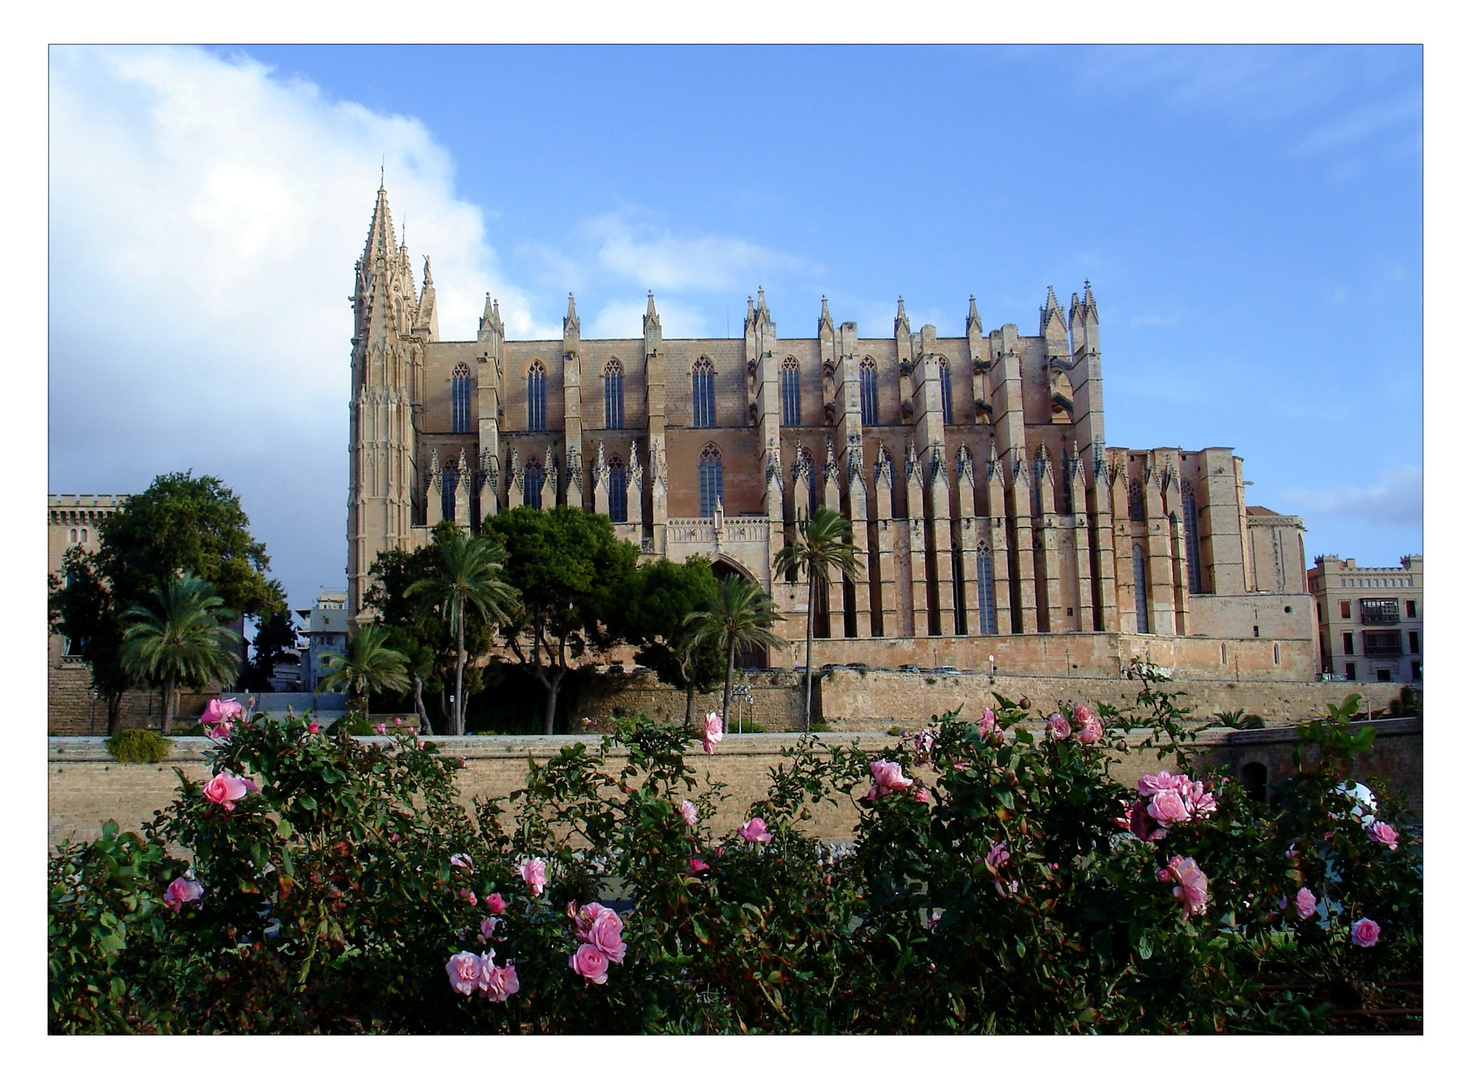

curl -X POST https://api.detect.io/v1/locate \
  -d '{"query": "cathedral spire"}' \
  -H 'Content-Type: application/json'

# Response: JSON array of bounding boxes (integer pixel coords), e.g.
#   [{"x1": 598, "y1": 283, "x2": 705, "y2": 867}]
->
[
  {"x1": 1041, "y1": 284, "x2": 1067, "y2": 342},
  {"x1": 361, "y1": 184, "x2": 397, "y2": 266},
  {"x1": 643, "y1": 290, "x2": 661, "y2": 333},
  {"x1": 894, "y1": 296, "x2": 910, "y2": 336},
  {"x1": 819, "y1": 294, "x2": 833, "y2": 333},
  {"x1": 966, "y1": 294, "x2": 981, "y2": 335},
  {"x1": 564, "y1": 292, "x2": 580, "y2": 335}
]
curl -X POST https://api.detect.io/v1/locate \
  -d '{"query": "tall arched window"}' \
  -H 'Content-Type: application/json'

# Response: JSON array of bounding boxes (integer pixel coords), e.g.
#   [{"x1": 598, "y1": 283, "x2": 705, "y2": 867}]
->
[
  {"x1": 699, "y1": 443, "x2": 723, "y2": 515},
  {"x1": 441, "y1": 461, "x2": 459, "y2": 522},
  {"x1": 527, "y1": 361, "x2": 547, "y2": 432},
  {"x1": 603, "y1": 359, "x2": 624, "y2": 430},
  {"x1": 976, "y1": 540, "x2": 997, "y2": 635},
  {"x1": 607, "y1": 455, "x2": 628, "y2": 523},
  {"x1": 1133, "y1": 543, "x2": 1150, "y2": 634},
  {"x1": 1061, "y1": 454, "x2": 1075, "y2": 515},
  {"x1": 451, "y1": 362, "x2": 473, "y2": 433},
  {"x1": 692, "y1": 358, "x2": 715, "y2": 428},
  {"x1": 523, "y1": 457, "x2": 544, "y2": 511},
  {"x1": 1128, "y1": 479, "x2": 1145, "y2": 522},
  {"x1": 860, "y1": 357, "x2": 878, "y2": 426},
  {"x1": 938, "y1": 357, "x2": 953, "y2": 424},
  {"x1": 1182, "y1": 480, "x2": 1204, "y2": 594},
  {"x1": 797, "y1": 447, "x2": 818, "y2": 513},
  {"x1": 780, "y1": 357, "x2": 801, "y2": 427}
]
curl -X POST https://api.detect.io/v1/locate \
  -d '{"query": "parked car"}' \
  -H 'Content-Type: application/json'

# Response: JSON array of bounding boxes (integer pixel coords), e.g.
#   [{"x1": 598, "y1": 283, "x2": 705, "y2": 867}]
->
[
  {"x1": 935, "y1": 665, "x2": 962, "y2": 676},
  {"x1": 898, "y1": 664, "x2": 920, "y2": 673}
]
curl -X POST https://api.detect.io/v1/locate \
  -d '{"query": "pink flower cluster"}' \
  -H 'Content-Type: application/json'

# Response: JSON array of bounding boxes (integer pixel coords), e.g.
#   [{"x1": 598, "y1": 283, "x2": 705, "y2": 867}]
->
[
  {"x1": 163, "y1": 876, "x2": 204, "y2": 912},
  {"x1": 737, "y1": 817, "x2": 772, "y2": 843},
  {"x1": 1351, "y1": 917, "x2": 1381, "y2": 948},
  {"x1": 1046, "y1": 712, "x2": 1072, "y2": 740},
  {"x1": 1367, "y1": 821, "x2": 1399, "y2": 851},
  {"x1": 864, "y1": 759, "x2": 915, "y2": 801},
  {"x1": 200, "y1": 698, "x2": 244, "y2": 740},
  {"x1": 911, "y1": 728, "x2": 936, "y2": 764},
  {"x1": 1117, "y1": 770, "x2": 1217, "y2": 841},
  {"x1": 702, "y1": 712, "x2": 723, "y2": 755},
  {"x1": 202, "y1": 769, "x2": 259, "y2": 811},
  {"x1": 678, "y1": 800, "x2": 699, "y2": 827},
  {"x1": 519, "y1": 858, "x2": 547, "y2": 897},
  {"x1": 974, "y1": 707, "x2": 1003, "y2": 744},
  {"x1": 1294, "y1": 887, "x2": 1317, "y2": 921},
  {"x1": 1072, "y1": 703, "x2": 1104, "y2": 745},
  {"x1": 1157, "y1": 855, "x2": 1209, "y2": 918},
  {"x1": 568, "y1": 901, "x2": 627, "y2": 984},
  {"x1": 446, "y1": 950, "x2": 520, "y2": 1001}
]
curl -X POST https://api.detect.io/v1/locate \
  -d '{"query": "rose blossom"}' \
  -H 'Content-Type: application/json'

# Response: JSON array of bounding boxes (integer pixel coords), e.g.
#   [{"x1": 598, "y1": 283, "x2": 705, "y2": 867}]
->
[
  {"x1": 200, "y1": 698, "x2": 244, "y2": 739},
  {"x1": 587, "y1": 914, "x2": 628, "y2": 964},
  {"x1": 688, "y1": 857, "x2": 710, "y2": 874},
  {"x1": 446, "y1": 951, "x2": 482, "y2": 995},
  {"x1": 202, "y1": 770, "x2": 253, "y2": 811},
  {"x1": 458, "y1": 888, "x2": 477, "y2": 907},
  {"x1": 1367, "y1": 821, "x2": 1399, "y2": 851},
  {"x1": 374, "y1": 723, "x2": 387, "y2": 735},
  {"x1": 1295, "y1": 887, "x2": 1317, "y2": 921},
  {"x1": 1351, "y1": 918, "x2": 1381, "y2": 948},
  {"x1": 1158, "y1": 855, "x2": 1209, "y2": 918},
  {"x1": 306, "y1": 721, "x2": 321, "y2": 735},
  {"x1": 163, "y1": 876, "x2": 204, "y2": 912},
  {"x1": 911, "y1": 729, "x2": 936, "y2": 763},
  {"x1": 1116, "y1": 799, "x2": 1169, "y2": 842},
  {"x1": 519, "y1": 858, "x2": 548, "y2": 897},
  {"x1": 480, "y1": 959, "x2": 519, "y2": 1002},
  {"x1": 679, "y1": 799, "x2": 699, "y2": 827},
  {"x1": 484, "y1": 893, "x2": 506, "y2": 914},
  {"x1": 984, "y1": 842, "x2": 1010, "y2": 873},
  {"x1": 1047, "y1": 712, "x2": 1072, "y2": 740},
  {"x1": 450, "y1": 853, "x2": 473, "y2": 869},
  {"x1": 1146, "y1": 789, "x2": 1190, "y2": 825},
  {"x1": 702, "y1": 712, "x2": 724, "y2": 755},
  {"x1": 738, "y1": 817, "x2": 773, "y2": 844},
  {"x1": 865, "y1": 759, "x2": 915, "y2": 800},
  {"x1": 479, "y1": 917, "x2": 500, "y2": 941},
  {"x1": 1073, "y1": 704, "x2": 1103, "y2": 744},
  {"x1": 570, "y1": 942, "x2": 610, "y2": 984}
]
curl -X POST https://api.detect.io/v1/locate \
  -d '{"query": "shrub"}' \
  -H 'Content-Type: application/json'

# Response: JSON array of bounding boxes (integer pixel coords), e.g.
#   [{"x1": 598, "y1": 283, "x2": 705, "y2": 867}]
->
[
  {"x1": 104, "y1": 729, "x2": 173, "y2": 763},
  {"x1": 50, "y1": 686, "x2": 1421, "y2": 1034}
]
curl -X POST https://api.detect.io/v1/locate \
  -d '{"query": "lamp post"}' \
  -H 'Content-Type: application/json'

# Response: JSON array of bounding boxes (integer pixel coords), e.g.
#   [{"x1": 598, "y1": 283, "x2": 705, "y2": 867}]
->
[{"x1": 988, "y1": 654, "x2": 996, "y2": 685}]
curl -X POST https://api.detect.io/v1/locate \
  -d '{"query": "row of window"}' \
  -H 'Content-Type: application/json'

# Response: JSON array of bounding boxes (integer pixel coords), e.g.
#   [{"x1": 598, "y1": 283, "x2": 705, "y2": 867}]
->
[
  {"x1": 1339, "y1": 629, "x2": 1420, "y2": 656},
  {"x1": 1325, "y1": 597, "x2": 1419, "y2": 621},
  {"x1": 64, "y1": 527, "x2": 90, "y2": 544},
  {"x1": 450, "y1": 356, "x2": 965, "y2": 435}
]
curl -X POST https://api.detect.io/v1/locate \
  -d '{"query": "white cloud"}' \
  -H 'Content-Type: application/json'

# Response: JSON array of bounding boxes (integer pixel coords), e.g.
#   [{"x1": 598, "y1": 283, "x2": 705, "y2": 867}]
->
[
  {"x1": 1284, "y1": 465, "x2": 1423, "y2": 529},
  {"x1": 585, "y1": 298, "x2": 714, "y2": 340},
  {"x1": 581, "y1": 211, "x2": 815, "y2": 293},
  {"x1": 1294, "y1": 95, "x2": 1421, "y2": 157}
]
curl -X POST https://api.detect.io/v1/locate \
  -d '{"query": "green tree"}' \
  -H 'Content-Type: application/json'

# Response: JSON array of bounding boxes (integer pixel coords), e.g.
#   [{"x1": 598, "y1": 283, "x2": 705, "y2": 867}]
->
[
  {"x1": 485, "y1": 506, "x2": 639, "y2": 735},
  {"x1": 239, "y1": 610, "x2": 298, "y2": 692},
  {"x1": 316, "y1": 624, "x2": 411, "y2": 718},
  {"x1": 49, "y1": 472, "x2": 283, "y2": 732},
  {"x1": 612, "y1": 556, "x2": 724, "y2": 723},
  {"x1": 118, "y1": 573, "x2": 243, "y2": 735},
  {"x1": 773, "y1": 507, "x2": 859, "y2": 732},
  {"x1": 403, "y1": 527, "x2": 518, "y2": 736},
  {"x1": 684, "y1": 574, "x2": 786, "y2": 729}
]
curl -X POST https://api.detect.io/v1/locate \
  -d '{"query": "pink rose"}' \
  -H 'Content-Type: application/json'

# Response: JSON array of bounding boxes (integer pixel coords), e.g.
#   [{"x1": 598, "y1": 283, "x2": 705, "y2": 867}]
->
[
  {"x1": 679, "y1": 799, "x2": 699, "y2": 827},
  {"x1": 202, "y1": 770, "x2": 253, "y2": 811},
  {"x1": 1351, "y1": 918, "x2": 1381, "y2": 948},
  {"x1": 1367, "y1": 821, "x2": 1399, "y2": 851},
  {"x1": 1073, "y1": 704, "x2": 1103, "y2": 744},
  {"x1": 1047, "y1": 712, "x2": 1071, "y2": 739},
  {"x1": 688, "y1": 857, "x2": 710, "y2": 874},
  {"x1": 374, "y1": 723, "x2": 387, "y2": 735},
  {"x1": 912, "y1": 786, "x2": 929, "y2": 803},
  {"x1": 1138, "y1": 771, "x2": 1181, "y2": 797},
  {"x1": 479, "y1": 916, "x2": 500, "y2": 941},
  {"x1": 200, "y1": 699, "x2": 245, "y2": 740},
  {"x1": 976, "y1": 707, "x2": 996, "y2": 739},
  {"x1": 162, "y1": 876, "x2": 203, "y2": 912},
  {"x1": 911, "y1": 729, "x2": 935, "y2": 763},
  {"x1": 446, "y1": 950, "x2": 482, "y2": 995},
  {"x1": 458, "y1": 888, "x2": 477, "y2": 907},
  {"x1": 865, "y1": 759, "x2": 915, "y2": 800},
  {"x1": 984, "y1": 841, "x2": 1010, "y2": 873},
  {"x1": 306, "y1": 721, "x2": 321, "y2": 735},
  {"x1": 392, "y1": 717, "x2": 402, "y2": 727},
  {"x1": 480, "y1": 960, "x2": 519, "y2": 1002},
  {"x1": 702, "y1": 712, "x2": 724, "y2": 755},
  {"x1": 1295, "y1": 887, "x2": 1317, "y2": 921},
  {"x1": 519, "y1": 858, "x2": 547, "y2": 897},
  {"x1": 1147, "y1": 789, "x2": 1190, "y2": 825},
  {"x1": 1158, "y1": 855, "x2": 1209, "y2": 918},
  {"x1": 484, "y1": 893, "x2": 506, "y2": 914},
  {"x1": 738, "y1": 817, "x2": 772, "y2": 844},
  {"x1": 588, "y1": 914, "x2": 627, "y2": 964},
  {"x1": 1115, "y1": 799, "x2": 1168, "y2": 842},
  {"x1": 450, "y1": 852, "x2": 473, "y2": 869},
  {"x1": 570, "y1": 942, "x2": 610, "y2": 984}
]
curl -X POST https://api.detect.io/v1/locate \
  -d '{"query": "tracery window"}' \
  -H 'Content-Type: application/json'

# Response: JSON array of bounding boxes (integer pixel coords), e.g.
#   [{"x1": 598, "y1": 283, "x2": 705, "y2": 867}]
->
[
  {"x1": 1182, "y1": 480, "x2": 1205, "y2": 594},
  {"x1": 938, "y1": 357, "x2": 953, "y2": 424},
  {"x1": 441, "y1": 461, "x2": 459, "y2": 522},
  {"x1": 976, "y1": 540, "x2": 998, "y2": 635},
  {"x1": 1128, "y1": 480, "x2": 1145, "y2": 522},
  {"x1": 780, "y1": 357, "x2": 801, "y2": 427},
  {"x1": 859, "y1": 358, "x2": 878, "y2": 426},
  {"x1": 797, "y1": 447, "x2": 818, "y2": 513},
  {"x1": 1133, "y1": 544, "x2": 1150, "y2": 634},
  {"x1": 523, "y1": 457, "x2": 544, "y2": 511},
  {"x1": 692, "y1": 358, "x2": 715, "y2": 428},
  {"x1": 451, "y1": 362, "x2": 472, "y2": 433},
  {"x1": 608, "y1": 456, "x2": 628, "y2": 523},
  {"x1": 527, "y1": 361, "x2": 547, "y2": 433},
  {"x1": 699, "y1": 444, "x2": 723, "y2": 515},
  {"x1": 604, "y1": 359, "x2": 624, "y2": 430}
]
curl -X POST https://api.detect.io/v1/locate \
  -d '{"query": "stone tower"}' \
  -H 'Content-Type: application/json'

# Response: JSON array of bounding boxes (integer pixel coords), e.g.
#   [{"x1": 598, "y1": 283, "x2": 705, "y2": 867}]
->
[{"x1": 346, "y1": 185, "x2": 432, "y2": 619}]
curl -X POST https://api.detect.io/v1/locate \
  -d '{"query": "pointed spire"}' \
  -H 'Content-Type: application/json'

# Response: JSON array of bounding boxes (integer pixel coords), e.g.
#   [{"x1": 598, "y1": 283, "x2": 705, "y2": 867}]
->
[
  {"x1": 1041, "y1": 285, "x2": 1067, "y2": 339},
  {"x1": 746, "y1": 294, "x2": 755, "y2": 321},
  {"x1": 966, "y1": 294, "x2": 982, "y2": 335},
  {"x1": 757, "y1": 286, "x2": 768, "y2": 314},
  {"x1": 362, "y1": 184, "x2": 397, "y2": 265},
  {"x1": 422, "y1": 255, "x2": 433, "y2": 288},
  {"x1": 819, "y1": 294, "x2": 833, "y2": 332},
  {"x1": 1083, "y1": 279, "x2": 1099, "y2": 320},
  {"x1": 643, "y1": 290, "x2": 661, "y2": 334},
  {"x1": 563, "y1": 292, "x2": 580, "y2": 335},
  {"x1": 895, "y1": 296, "x2": 910, "y2": 336}
]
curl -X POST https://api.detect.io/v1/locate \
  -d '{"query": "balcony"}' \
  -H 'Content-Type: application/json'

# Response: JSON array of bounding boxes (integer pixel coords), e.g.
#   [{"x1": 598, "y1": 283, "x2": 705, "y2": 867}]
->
[
  {"x1": 1360, "y1": 598, "x2": 1400, "y2": 625},
  {"x1": 1362, "y1": 630, "x2": 1404, "y2": 658}
]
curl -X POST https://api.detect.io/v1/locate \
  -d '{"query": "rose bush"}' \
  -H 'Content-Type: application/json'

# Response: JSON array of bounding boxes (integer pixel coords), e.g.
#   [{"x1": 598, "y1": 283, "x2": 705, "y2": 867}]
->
[{"x1": 50, "y1": 682, "x2": 1420, "y2": 1033}]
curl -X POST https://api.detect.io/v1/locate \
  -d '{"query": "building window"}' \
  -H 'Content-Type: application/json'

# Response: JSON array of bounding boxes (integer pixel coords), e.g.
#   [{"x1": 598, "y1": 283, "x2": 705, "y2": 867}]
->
[
  {"x1": 527, "y1": 361, "x2": 547, "y2": 432},
  {"x1": 780, "y1": 357, "x2": 801, "y2": 427},
  {"x1": 523, "y1": 457, "x2": 544, "y2": 511},
  {"x1": 81, "y1": 527, "x2": 89, "y2": 543},
  {"x1": 1181, "y1": 481, "x2": 1204, "y2": 593},
  {"x1": 797, "y1": 447, "x2": 817, "y2": 513},
  {"x1": 1342, "y1": 631, "x2": 1354, "y2": 655},
  {"x1": 1360, "y1": 598, "x2": 1400, "y2": 624},
  {"x1": 452, "y1": 362, "x2": 473, "y2": 433},
  {"x1": 1412, "y1": 660, "x2": 1421, "y2": 681},
  {"x1": 1061, "y1": 455, "x2": 1074, "y2": 515},
  {"x1": 976, "y1": 542, "x2": 997, "y2": 635},
  {"x1": 68, "y1": 528, "x2": 77, "y2": 543},
  {"x1": 604, "y1": 360, "x2": 624, "y2": 430},
  {"x1": 1362, "y1": 630, "x2": 1403, "y2": 657},
  {"x1": 1317, "y1": 602, "x2": 1324, "y2": 622},
  {"x1": 1406, "y1": 599, "x2": 1417, "y2": 618},
  {"x1": 1376, "y1": 668, "x2": 1392, "y2": 683},
  {"x1": 1408, "y1": 630, "x2": 1419, "y2": 654},
  {"x1": 859, "y1": 358, "x2": 878, "y2": 426},
  {"x1": 1129, "y1": 480, "x2": 1145, "y2": 522},
  {"x1": 692, "y1": 358, "x2": 715, "y2": 428},
  {"x1": 607, "y1": 456, "x2": 627, "y2": 523},
  {"x1": 1345, "y1": 661, "x2": 1357, "y2": 680},
  {"x1": 1273, "y1": 643, "x2": 1281, "y2": 665},
  {"x1": 938, "y1": 357, "x2": 953, "y2": 424},
  {"x1": 441, "y1": 461, "x2": 458, "y2": 522},
  {"x1": 699, "y1": 444, "x2": 723, "y2": 515},
  {"x1": 1340, "y1": 599, "x2": 1351, "y2": 619},
  {"x1": 1132, "y1": 544, "x2": 1149, "y2": 633}
]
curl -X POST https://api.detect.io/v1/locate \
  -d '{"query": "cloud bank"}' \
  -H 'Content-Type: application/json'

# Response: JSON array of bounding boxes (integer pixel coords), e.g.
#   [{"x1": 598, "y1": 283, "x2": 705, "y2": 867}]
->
[{"x1": 1284, "y1": 465, "x2": 1423, "y2": 530}]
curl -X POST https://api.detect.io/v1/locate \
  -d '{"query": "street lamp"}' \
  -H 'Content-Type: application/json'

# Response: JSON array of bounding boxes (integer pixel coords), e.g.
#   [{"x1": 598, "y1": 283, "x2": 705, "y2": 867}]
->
[{"x1": 988, "y1": 654, "x2": 996, "y2": 684}]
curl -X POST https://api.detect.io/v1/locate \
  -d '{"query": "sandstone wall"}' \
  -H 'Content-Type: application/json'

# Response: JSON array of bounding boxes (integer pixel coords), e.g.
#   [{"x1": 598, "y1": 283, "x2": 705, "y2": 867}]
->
[{"x1": 48, "y1": 717, "x2": 1421, "y2": 851}]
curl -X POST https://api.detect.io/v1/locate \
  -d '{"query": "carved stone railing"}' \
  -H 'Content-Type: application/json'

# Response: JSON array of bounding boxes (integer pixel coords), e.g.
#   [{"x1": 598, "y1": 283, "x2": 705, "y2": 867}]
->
[{"x1": 667, "y1": 515, "x2": 770, "y2": 547}]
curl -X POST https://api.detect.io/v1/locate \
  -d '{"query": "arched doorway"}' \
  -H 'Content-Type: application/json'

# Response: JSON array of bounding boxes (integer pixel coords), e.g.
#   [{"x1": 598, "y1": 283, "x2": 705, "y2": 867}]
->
[{"x1": 711, "y1": 557, "x2": 771, "y2": 670}]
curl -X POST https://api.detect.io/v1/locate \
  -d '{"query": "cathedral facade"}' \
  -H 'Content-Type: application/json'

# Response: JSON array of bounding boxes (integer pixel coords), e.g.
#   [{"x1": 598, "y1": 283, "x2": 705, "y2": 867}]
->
[{"x1": 348, "y1": 187, "x2": 1313, "y2": 679}]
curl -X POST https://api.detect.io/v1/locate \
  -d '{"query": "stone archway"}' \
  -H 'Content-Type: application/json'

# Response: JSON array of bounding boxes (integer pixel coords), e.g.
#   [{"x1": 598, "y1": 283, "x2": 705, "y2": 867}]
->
[{"x1": 710, "y1": 556, "x2": 771, "y2": 670}]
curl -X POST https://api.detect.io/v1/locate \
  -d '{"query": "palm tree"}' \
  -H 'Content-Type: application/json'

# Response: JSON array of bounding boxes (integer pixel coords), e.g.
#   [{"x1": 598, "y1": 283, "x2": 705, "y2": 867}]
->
[
  {"x1": 684, "y1": 575, "x2": 786, "y2": 731},
  {"x1": 404, "y1": 529, "x2": 519, "y2": 735},
  {"x1": 773, "y1": 507, "x2": 860, "y2": 732},
  {"x1": 316, "y1": 624, "x2": 411, "y2": 719},
  {"x1": 119, "y1": 572, "x2": 243, "y2": 735}
]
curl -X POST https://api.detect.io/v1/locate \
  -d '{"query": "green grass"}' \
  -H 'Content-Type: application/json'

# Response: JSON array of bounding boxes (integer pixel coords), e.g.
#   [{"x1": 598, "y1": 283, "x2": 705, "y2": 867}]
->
[{"x1": 104, "y1": 728, "x2": 173, "y2": 763}]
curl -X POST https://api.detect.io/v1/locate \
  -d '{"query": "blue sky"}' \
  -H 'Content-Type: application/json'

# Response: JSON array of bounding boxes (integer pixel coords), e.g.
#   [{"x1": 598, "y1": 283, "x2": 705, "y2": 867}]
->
[{"x1": 47, "y1": 45, "x2": 1423, "y2": 612}]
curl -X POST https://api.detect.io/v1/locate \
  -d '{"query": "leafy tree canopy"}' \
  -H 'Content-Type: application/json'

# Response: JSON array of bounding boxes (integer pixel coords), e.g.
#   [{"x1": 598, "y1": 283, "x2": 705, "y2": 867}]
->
[{"x1": 612, "y1": 557, "x2": 723, "y2": 695}]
